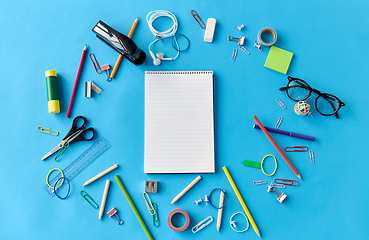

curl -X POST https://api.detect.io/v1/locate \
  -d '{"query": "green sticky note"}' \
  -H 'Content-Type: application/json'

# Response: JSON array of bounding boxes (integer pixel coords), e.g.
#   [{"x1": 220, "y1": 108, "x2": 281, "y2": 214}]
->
[
  {"x1": 264, "y1": 46, "x2": 293, "y2": 74},
  {"x1": 241, "y1": 160, "x2": 262, "y2": 169}
]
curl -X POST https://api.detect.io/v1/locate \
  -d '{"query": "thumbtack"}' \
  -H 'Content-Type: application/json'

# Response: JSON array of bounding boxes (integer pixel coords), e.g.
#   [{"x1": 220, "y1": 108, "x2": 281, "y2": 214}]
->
[
  {"x1": 254, "y1": 40, "x2": 262, "y2": 51},
  {"x1": 230, "y1": 221, "x2": 237, "y2": 228},
  {"x1": 192, "y1": 198, "x2": 203, "y2": 205},
  {"x1": 204, "y1": 195, "x2": 209, "y2": 206},
  {"x1": 107, "y1": 208, "x2": 124, "y2": 225},
  {"x1": 236, "y1": 24, "x2": 244, "y2": 31}
]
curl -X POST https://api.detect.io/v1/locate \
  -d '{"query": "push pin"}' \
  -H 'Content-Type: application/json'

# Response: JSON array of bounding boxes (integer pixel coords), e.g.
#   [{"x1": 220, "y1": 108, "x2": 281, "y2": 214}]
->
[
  {"x1": 254, "y1": 40, "x2": 262, "y2": 51},
  {"x1": 107, "y1": 208, "x2": 124, "y2": 225},
  {"x1": 267, "y1": 183, "x2": 287, "y2": 203},
  {"x1": 236, "y1": 24, "x2": 244, "y2": 31},
  {"x1": 230, "y1": 221, "x2": 237, "y2": 228},
  {"x1": 100, "y1": 64, "x2": 111, "y2": 81},
  {"x1": 228, "y1": 36, "x2": 245, "y2": 46},
  {"x1": 204, "y1": 195, "x2": 209, "y2": 206},
  {"x1": 192, "y1": 198, "x2": 203, "y2": 205}
]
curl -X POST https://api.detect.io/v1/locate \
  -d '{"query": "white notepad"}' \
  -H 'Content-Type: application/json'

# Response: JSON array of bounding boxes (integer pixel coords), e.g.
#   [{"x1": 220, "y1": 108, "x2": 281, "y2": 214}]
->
[{"x1": 144, "y1": 71, "x2": 215, "y2": 173}]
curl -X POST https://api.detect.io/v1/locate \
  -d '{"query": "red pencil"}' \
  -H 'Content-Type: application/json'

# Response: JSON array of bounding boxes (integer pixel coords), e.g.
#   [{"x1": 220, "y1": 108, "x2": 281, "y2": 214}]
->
[
  {"x1": 66, "y1": 44, "x2": 87, "y2": 118},
  {"x1": 252, "y1": 115, "x2": 302, "y2": 180}
]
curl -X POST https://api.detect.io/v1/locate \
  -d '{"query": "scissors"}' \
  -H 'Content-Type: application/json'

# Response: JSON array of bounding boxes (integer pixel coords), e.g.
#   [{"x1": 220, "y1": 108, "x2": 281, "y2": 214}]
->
[{"x1": 41, "y1": 116, "x2": 96, "y2": 160}]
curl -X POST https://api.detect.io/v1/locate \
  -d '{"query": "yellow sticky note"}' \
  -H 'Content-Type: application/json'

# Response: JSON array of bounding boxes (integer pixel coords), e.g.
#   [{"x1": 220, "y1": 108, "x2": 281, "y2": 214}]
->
[{"x1": 264, "y1": 46, "x2": 293, "y2": 74}]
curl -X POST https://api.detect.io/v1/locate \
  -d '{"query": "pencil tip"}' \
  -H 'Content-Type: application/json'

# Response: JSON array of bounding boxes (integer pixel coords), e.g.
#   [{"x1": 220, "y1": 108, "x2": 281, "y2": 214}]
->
[
  {"x1": 257, "y1": 231, "x2": 261, "y2": 237},
  {"x1": 297, "y1": 174, "x2": 302, "y2": 180}
]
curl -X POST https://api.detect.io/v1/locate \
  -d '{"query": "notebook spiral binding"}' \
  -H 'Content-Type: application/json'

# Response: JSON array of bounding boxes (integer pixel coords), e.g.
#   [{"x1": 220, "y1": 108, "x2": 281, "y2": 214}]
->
[{"x1": 145, "y1": 70, "x2": 213, "y2": 75}]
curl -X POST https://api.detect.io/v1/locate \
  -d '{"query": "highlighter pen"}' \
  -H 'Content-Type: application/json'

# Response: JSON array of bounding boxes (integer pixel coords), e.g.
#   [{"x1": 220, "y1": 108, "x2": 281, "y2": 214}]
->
[{"x1": 253, "y1": 124, "x2": 315, "y2": 141}]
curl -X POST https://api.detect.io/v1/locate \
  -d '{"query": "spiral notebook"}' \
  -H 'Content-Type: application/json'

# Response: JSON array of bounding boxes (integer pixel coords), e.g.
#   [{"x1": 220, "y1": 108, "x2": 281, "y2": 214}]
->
[{"x1": 144, "y1": 71, "x2": 215, "y2": 173}]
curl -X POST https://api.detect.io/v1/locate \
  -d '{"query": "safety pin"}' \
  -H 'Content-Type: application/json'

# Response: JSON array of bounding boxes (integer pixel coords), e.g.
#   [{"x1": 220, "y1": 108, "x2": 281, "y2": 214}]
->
[
  {"x1": 100, "y1": 64, "x2": 111, "y2": 81},
  {"x1": 274, "y1": 178, "x2": 298, "y2": 186},
  {"x1": 232, "y1": 48, "x2": 238, "y2": 61},
  {"x1": 309, "y1": 149, "x2": 314, "y2": 163},
  {"x1": 143, "y1": 192, "x2": 155, "y2": 215},
  {"x1": 192, "y1": 216, "x2": 213, "y2": 233},
  {"x1": 284, "y1": 146, "x2": 309, "y2": 152},
  {"x1": 271, "y1": 183, "x2": 286, "y2": 189},
  {"x1": 190, "y1": 10, "x2": 206, "y2": 29},
  {"x1": 239, "y1": 46, "x2": 250, "y2": 55},
  {"x1": 254, "y1": 40, "x2": 262, "y2": 51},
  {"x1": 80, "y1": 190, "x2": 99, "y2": 209},
  {"x1": 107, "y1": 208, "x2": 124, "y2": 225},
  {"x1": 276, "y1": 98, "x2": 286, "y2": 109},
  {"x1": 228, "y1": 36, "x2": 245, "y2": 46},
  {"x1": 89, "y1": 53, "x2": 101, "y2": 74},
  {"x1": 275, "y1": 116, "x2": 283, "y2": 129},
  {"x1": 55, "y1": 141, "x2": 69, "y2": 162},
  {"x1": 152, "y1": 202, "x2": 159, "y2": 227},
  {"x1": 253, "y1": 180, "x2": 267, "y2": 185},
  {"x1": 36, "y1": 125, "x2": 59, "y2": 136}
]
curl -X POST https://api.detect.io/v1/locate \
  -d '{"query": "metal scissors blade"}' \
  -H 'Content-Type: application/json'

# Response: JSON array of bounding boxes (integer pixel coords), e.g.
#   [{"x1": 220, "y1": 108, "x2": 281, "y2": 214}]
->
[{"x1": 41, "y1": 141, "x2": 65, "y2": 160}]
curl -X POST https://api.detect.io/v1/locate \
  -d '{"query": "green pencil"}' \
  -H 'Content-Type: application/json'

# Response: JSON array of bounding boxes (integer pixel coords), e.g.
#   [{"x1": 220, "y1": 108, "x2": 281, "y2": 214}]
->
[{"x1": 115, "y1": 175, "x2": 154, "y2": 240}]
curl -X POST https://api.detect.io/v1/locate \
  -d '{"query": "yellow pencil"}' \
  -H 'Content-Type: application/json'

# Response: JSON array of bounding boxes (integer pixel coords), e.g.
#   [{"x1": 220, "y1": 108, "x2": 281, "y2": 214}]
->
[
  {"x1": 109, "y1": 17, "x2": 139, "y2": 81},
  {"x1": 223, "y1": 166, "x2": 261, "y2": 238}
]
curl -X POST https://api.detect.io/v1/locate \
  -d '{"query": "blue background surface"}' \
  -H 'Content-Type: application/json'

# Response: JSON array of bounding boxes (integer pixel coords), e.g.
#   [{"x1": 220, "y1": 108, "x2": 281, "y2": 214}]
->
[{"x1": 1, "y1": 0, "x2": 368, "y2": 239}]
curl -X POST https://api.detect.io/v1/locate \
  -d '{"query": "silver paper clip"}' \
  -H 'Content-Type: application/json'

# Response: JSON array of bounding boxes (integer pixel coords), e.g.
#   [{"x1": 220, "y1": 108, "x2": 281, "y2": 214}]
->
[
  {"x1": 275, "y1": 116, "x2": 283, "y2": 129},
  {"x1": 309, "y1": 149, "x2": 314, "y2": 163},
  {"x1": 272, "y1": 183, "x2": 286, "y2": 189},
  {"x1": 276, "y1": 98, "x2": 287, "y2": 109},
  {"x1": 232, "y1": 48, "x2": 238, "y2": 61},
  {"x1": 253, "y1": 180, "x2": 267, "y2": 185},
  {"x1": 239, "y1": 46, "x2": 250, "y2": 55},
  {"x1": 192, "y1": 216, "x2": 213, "y2": 233}
]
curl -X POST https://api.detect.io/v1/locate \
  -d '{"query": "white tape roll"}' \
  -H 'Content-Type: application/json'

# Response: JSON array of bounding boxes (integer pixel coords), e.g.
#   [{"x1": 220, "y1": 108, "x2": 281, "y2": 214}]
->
[{"x1": 257, "y1": 27, "x2": 277, "y2": 47}]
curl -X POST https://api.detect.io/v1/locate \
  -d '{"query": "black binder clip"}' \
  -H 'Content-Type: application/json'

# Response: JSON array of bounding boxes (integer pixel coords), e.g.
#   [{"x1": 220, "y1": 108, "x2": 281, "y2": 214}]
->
[{"x1": 92, "y1": 20, "x2": 146, "y2": 66}]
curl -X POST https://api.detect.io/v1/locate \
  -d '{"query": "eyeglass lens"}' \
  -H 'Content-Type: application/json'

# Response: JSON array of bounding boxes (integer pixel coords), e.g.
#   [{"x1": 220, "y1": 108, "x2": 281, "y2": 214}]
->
[
  {"x1": 316, "y1": 95, "x2": 340, "y2": 115},
  {"x1": 287, "y1": 80, "x2": 310, "y2": 101}
]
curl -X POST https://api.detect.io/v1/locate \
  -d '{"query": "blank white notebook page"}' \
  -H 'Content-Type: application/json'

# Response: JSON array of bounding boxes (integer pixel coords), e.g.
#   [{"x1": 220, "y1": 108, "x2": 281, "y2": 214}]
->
[{"x1": 144, "y1": 71, "x2": 215, "y2": 173}]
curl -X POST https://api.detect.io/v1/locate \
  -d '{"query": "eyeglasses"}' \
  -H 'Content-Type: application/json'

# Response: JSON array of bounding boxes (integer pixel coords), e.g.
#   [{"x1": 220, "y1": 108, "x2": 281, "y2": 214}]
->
[{"x1": 279, "y1": 76, "x2": 346, "y2": 119}]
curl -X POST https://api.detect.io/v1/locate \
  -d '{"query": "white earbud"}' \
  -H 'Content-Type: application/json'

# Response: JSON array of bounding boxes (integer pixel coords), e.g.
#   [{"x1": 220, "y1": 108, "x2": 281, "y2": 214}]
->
[
  {"x1": 156, "y1": 53, "x2": 173, "y2": 60},
  {"x1": 149, "y1": 51, "x2": 161, "y2": 66}
]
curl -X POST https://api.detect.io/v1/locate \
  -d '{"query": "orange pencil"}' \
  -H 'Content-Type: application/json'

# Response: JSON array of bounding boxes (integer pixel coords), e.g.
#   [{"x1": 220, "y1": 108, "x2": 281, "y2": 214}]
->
[
  {"x1": 253, "y1": 115, "x2": 302, "y2": 180},
  {"x1": 109, "y1": 17, "x2": 138, "y2": 81}
]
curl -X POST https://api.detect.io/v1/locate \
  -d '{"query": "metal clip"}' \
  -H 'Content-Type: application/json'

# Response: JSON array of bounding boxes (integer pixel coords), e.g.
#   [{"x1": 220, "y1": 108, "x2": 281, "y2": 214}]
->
[
  {"x1": 232, "y1": 48, "x2": 238, "y2": 61},
  {"x1": 89, "y1": 53, "x2": 101, "y2": 74},
  {"x1": 253, "y1": 180, "x2": 267, "y2": 185},
  {"x1": 100, "y1": 64, "x2": 111, "y2": 81},
  {"x1": 190, "y1": 10, "x2": 206, "y2": 29},
  {"x1": 143, "y1": 192, "x2": 155, "y2": 215},
  {"x1": 36, "y1": 126, "x2": 59, "y2": 136},
  {"x1": 152, "y1": 202, "x2": 159, "y2": 227},
  {"x1": 107, "y1": 208, "x2": 124, "y2": 225},
  {"x1": 192, "y1": 216, "x2": 213, "y2": 233},
  {"x1": 267, "y1": 183, "x2": 288, "y2": 203},
  {"x1": 55, "y1": 141, "x2": 69, "y2": 162},
  {"x1": 309, "y1": 149, "x2": 314, "y2": 163},
  {"x1": 254, "y1": 40, "x2": 262, "y2": 51},
  {"x1": 284, "y1": 146, "x2": 309, "y2": 152},
  {"x1": 239, "y1": 46, "x2": 250, "y2": 55},
  {"x1": 276, "y1": 98, "x2": 287, "y2": 109},
  {"x1": 274, "y1": 178, "x2": 298, "y2": 186},
  {"x1": 275, "y1": 116, "x2": 283, "y2": 129},
  {"x1": 80, "y1": 190, "x2": 99, "y2": 209},
  {"x1": 272, "y1": 183, "x2": 286, "y2": 189},
  {"x1": 228, "y1": 36, "x2": 245, "y2": 46}
]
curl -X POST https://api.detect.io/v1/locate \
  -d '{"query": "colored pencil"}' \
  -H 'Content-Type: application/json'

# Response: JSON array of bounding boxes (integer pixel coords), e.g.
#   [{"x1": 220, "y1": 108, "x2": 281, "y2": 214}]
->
[
  {"x1": 66, "y1": 44, "x2": 87, "y2": 118},
  {"x1": 83, "y1": 164, "x2": 118, "y2": 186},
  {"x1": 99, "y1": 180, "x2": 110, "y2": 221},
  {"x1": 170, "y1": 176, "x2": 201, "y2": 204},
  {"x1": 252, "y1": 115, "x2": 302, "y2": 180},
  {"x1": 223, "y1": 166, "x2": 261, "y2": 238},
  {"x1": 109, "y1": 17, "x2": 139, "y2": 81},
  {"x1": 216, "y1": 190, "x2": 225, "y2": 231},
  {"x1": 115, "y1": 175, "x2": 154, "y2": 240}
]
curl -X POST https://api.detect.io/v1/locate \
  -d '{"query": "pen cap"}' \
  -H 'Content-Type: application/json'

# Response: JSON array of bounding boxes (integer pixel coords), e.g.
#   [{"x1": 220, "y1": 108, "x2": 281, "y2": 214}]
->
[{"x1": 45, "y1": 70, "x2": 60, "y2": 114}]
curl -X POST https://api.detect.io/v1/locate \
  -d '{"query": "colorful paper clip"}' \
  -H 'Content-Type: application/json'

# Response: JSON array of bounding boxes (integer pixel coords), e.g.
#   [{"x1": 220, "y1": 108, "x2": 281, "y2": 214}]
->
[
  {"x1": 192, "y1": 198, "x2": 203, "y2": 205},
  {"x1": 253, "y1": 180, "x2": 267, "y2": 185},
  {"x1": 232, "y1": 48, "x2": 238, "y2": 61},
  {"x1": 89, "y1": 53, "x2": 101, "y2": 74},
  {"x1": 143, "y1": 192, "x2": 155, "y2": 215},
  {"x1": 236, "y1": 24, "x2": 244, "y2": 31},
  {"x1": 254, "y1": 40, "x2": 262, "y2": 51},
  {"x1": 274, "y1": 178, "x2": 298, "y2": 186},
  {"x1": 190, "y1": 10, "x2": 205, "y2": 29},
  {"x1": 284, "y1": 146, "x2": 309, "y2": 152},
  {"x1": 267, "y1": 183, "x2": 287, "y2": 203},
  {"x1": 275, "y1": 116, "x2": 283, "y2": 129},
  {"x1": 309, "y1": 149, "x2": 314, "y2": 163},
  {"x1": 152, "y1": 202, "x2": 159, "y2": 227},
  {"x1": 228, "y1": 36, "x2": 245, "y2": 46},
  {"x1": 36, "y1": 126, "x2": 59, "y2": 136},
  {"x1": 100, "y1": 64, "x2": 111, "y2": 81},
  {"x1": 192, "y1": 216, "x2": 213, "y2": 233},
  {"x1": 271, "y1": 183, "x2": 286, "y2": 189},
  {"x1": 239, "y1": 46, "x2": 250, "y2": 55},
  {"x1": 276, "y1": 98, "x2": 286, "y2": 109},
  {"x1": 80, "y1": 190, "x2": 99, "y2": 209},
  {"x1": 54, "y1": 141, "x2": 69, "y2": 162},
  {"x1": 107, "y1": 208, "x2": 124, "y2": 225}
]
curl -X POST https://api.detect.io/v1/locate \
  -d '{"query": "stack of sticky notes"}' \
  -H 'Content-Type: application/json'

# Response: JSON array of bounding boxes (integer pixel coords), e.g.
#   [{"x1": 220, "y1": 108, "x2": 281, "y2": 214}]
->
[{"x1": 264, "y1": 46, "x2": 294, "y2": 74}]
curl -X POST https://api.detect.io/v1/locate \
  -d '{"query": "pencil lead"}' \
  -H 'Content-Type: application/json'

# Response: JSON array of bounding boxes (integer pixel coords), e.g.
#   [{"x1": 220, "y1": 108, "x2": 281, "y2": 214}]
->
[{"x1": 297, "y1": 174, "x2": 302, "y2": 180}]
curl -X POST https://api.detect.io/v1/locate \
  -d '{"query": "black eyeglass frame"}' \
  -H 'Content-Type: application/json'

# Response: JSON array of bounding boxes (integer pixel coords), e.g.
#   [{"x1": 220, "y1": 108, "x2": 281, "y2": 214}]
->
[{"x1": 279, "y1": 76, "x2": 346, "y2": 119}]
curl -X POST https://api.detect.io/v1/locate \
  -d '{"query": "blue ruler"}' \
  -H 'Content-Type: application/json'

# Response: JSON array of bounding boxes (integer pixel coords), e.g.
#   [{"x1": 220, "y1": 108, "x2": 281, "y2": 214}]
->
[{"x1": 44, "y1": 137, "x2": 111, "y2": 196}]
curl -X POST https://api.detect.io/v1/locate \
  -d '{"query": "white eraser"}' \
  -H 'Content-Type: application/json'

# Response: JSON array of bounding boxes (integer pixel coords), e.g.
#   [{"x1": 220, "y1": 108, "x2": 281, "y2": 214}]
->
[{"x1": 204, "y1": 18, "x2": 216, "y2": 42}]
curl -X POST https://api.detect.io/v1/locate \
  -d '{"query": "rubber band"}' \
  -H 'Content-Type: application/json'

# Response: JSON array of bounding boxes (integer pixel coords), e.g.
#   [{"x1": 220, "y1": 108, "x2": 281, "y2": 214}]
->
[
  {"x1": 261, "y1": 154, "x2": 277, "y2": 176},
  {"x1": 208, "y1": 188, "x2": 226, "y2": 209},
  {"x1": 171, "y1": 33, "x2": 190, "y2": 52},
  {"x1": 54, "y1": 177, "x2": 70, "y2": 200},
  {"x1": 229, "y1": 212, "x2": 249, "y2": 233},
  {"x1": 46, "y1": 168, "x2": 64, "y2": 189}
]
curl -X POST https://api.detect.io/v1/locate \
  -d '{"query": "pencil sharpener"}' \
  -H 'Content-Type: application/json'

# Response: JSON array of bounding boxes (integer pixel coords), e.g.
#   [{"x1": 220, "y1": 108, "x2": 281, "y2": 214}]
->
[
  {"x1": 145, "y1": 181, "x2": 158, "y2": 193},
  {"x1": 277, "y1": 193, "x2": 287, "y2": 203}
]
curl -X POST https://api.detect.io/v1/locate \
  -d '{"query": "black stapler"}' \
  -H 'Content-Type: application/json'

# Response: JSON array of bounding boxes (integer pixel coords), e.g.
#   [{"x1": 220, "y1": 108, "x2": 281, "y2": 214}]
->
[{"x1": 92, "y1": 20, "x2": 146, "y2": 65}]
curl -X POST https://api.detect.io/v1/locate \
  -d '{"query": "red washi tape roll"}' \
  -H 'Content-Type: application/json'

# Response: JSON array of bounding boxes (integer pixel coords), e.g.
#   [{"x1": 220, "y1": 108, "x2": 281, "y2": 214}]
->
[{"x1": 167, "y1": 209, "x2": 190, "y2": 232}]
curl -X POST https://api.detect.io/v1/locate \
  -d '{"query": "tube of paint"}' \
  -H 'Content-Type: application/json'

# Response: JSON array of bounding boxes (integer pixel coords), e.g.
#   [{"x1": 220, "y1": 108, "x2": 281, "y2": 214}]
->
[{"x1": 45, "y1": 70, "x2": 60, "y2": 114}]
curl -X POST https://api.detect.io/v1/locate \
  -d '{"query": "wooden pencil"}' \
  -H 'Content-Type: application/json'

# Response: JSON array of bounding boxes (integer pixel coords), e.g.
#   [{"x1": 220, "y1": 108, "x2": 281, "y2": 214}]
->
[{"x1": 170, "y1": 176, "x2": 201, "y2": 204}]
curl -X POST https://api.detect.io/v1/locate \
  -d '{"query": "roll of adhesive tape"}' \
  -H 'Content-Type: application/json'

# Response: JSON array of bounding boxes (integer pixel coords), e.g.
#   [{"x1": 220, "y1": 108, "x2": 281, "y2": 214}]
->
[
  {"x1": 167, "y1": 209, "x2": 190, "y2": 232},
  {"x1": 257, "y1": 27, "x2": 277, "y2": 47}
]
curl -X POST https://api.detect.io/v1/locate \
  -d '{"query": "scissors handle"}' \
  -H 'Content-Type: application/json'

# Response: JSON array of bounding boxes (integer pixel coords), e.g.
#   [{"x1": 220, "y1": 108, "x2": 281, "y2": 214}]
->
[
  {"x1": 63, "y1": 116, "x2": 88, "y2": 140},
  {"x1": 69, "y1": 127, "x2": 95, "y2": 144}
]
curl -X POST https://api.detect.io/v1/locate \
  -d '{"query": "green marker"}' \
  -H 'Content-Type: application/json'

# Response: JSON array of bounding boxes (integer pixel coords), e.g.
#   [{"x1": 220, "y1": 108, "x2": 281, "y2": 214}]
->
[{"x1": 241, "y1": 160, "x2": 262, "y2": 169}]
